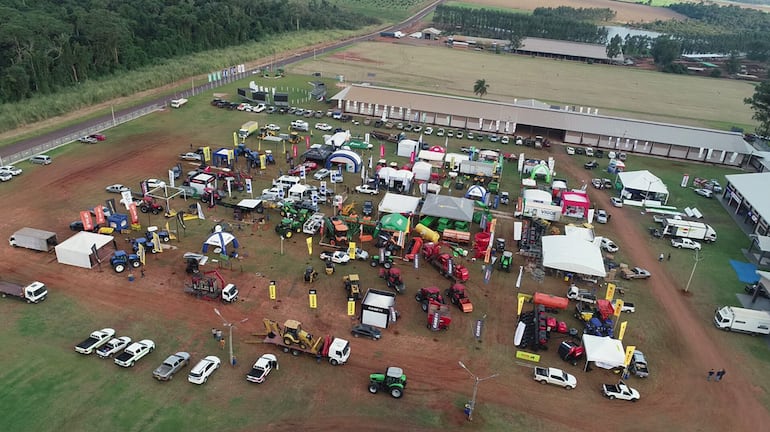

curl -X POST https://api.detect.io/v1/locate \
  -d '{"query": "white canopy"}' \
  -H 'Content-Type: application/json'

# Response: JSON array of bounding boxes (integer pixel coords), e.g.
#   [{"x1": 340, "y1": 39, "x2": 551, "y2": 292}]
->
[
  {"x1": 412, "y1": 161, "x2": 433, "y2": 181},
  {"x1": 378, "y1": 192, "x2": 420, "y2": 215},
  {"x1": 541, "y1": 235, "x2": 607, "y2": 277},
  {"x1": 582, "y1": 335, "x2": 626, "y2": 369},
  {"x1": 564, "y1": 226, "x2": 595, "y2": 242},
  {"x1": 397, "y1": 139, "x2": 419, "y2": 157},
  {"x1": 55, "y1": 231, "x2": 115, "y2": 269},
  {"x1": 618, "y1": 170, "x2": 668, "y2": 197},
  {"x1": 418, "y1": 150, "x2": 445, "y2": 162},
  {"x1": 523, "y1": 189, "x2": 552, "y2": 203}
]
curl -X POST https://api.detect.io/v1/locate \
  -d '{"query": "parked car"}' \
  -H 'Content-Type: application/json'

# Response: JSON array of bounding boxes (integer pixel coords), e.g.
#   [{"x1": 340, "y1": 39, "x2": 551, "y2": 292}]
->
[
  {"x1": 145, "y1": 179, "x2": 166, "y2": 188},
  {"x1": 180, "y1": 152, "x2": 203, "y2": 161},
  {"x1": 413, "y1": 125, "x2": 422, "y2": 133},
  {"x1": 89, "y1": 134, "x2": 107, "y2": 141},
  {"x1": 319, "y1": 250, "x2": 351, "y2": 264},
  {"x1": 313, "y1": 168, "x2": 331, "y2": 180},
  {"x1": 602, "y1": 381, "x2": 640, "y2": 402},
  {"x1": 188, "y1": 355, "x2": 221, "y2": 384},
  {"x1": 0, "y1": 165, "x2": 22, "y2": 176},
  {"x1": 601, "y1": 238, "x2": 619, "y2": 253},
  {"x1": 351, "y1": 324, "x2": 382, "y2": 340},
  {"x1": 694, "y1": 188, "x2": 714, "y2": 198},
  {"x1": 153, "y1": 352, "x2": 191, "y2": 381},
  {"x1": 610, "y1": 197, "x2": 623, "y2": 208},
  {"x1": 436, "y1": 128, "x2": 445, "y2": 137},
  {"x1": 591, "y1": 178, "x2": 603, "y2": 189},
  {"x1": 566, "y1": 146, "x2": 575, "y2": 155},
  {"x1": 575, "y1": 147, "x2": 585, "y2": 155},
  {"x1": 266, "y1": 106, "x2": 277, "y2": 114},
  {"x1": 596, "y1": 209, "x2": 609, "y2": 224},
  {"x1": 355, "y1": 185, "x2": 379, "y2": 195},
  {"x1": 30, "y1": 155, "x2": 52, "y2": 165},
  {"x1": 289, "y1": 161, "x2": 318, "y2": 176},
  {"x1": 246, "y1": 354, "x2": 279, "y2": 383},
  {"x1": 79, "y1": 136, "x2": 98, "y2": 143},
  {"x1": 403, "y1": 124, "x2": 413, "y2": 132},
  {"x1": 315, "y1": 123, "x2": 332, "y2": 131},
  {"x1": 618, "y1": 152, "x2": 627, "y2": 161},
  {"x1": 424, "y1": 127, "x2": 434, "y2": 135},
  {"x1": 0, "y1": 171, "x2": 11, "y2": 182},
  {"x1": 533, "y1": 367, "x2": 577, "y2": 390},
  {"x1": 584, "y1": 160, "x2": 599, "y2": 170},
  {"x1": 671, "y1": 238, "x2": 702, "y2": 250},
  {"x1": 622, "y1": 267, "x2": 652, "y2": 280},
  {"x1": 105, "y1": 184, "x2": 130, "y2": 194},
  {"x1": 266, "y1": 123, "x2": 281, "y2": 131},
  {"x1": 501, "y1": 136, "x2": 510, "y2": 145}
]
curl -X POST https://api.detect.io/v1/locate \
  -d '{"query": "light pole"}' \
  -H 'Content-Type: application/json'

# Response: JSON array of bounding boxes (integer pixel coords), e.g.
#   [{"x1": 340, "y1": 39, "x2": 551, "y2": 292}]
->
[
  {"x1": 458, "y1": 361, "x2": 498, "y2": 421},
  {"x1": 684, "y1": 249, "x2": 705, "y2": 293},
  {"x1": 214, "y1": 308, "x2": 248, "y2": 366}
]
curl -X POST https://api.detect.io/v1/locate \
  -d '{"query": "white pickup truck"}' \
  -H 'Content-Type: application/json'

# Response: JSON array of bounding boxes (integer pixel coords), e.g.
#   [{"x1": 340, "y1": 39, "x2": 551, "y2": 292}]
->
[
  {"x1": 114, "y1": 339, "x2": 155, "y2": 367},
  {"x1": 567, "y1": 286, "x2": 596, "y2": 304},
  {"x1": 75, "y1": 328, "x2": 116, "y2": 355},
  {"x1": 602, "y1": 381, "x2": 640, "y2": 401},
  {"x1": 533, "y1": 367, "x2": 577, "y2": 390},
  {"x1": 96, "y1": 336, "x2": 132, "y2": 359}
]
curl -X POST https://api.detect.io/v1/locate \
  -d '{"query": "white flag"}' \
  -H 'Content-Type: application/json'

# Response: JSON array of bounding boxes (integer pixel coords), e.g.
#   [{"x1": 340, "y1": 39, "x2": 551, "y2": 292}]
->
[{"x1": 196, "y1": 202, "x2": 206, "y2": 220}]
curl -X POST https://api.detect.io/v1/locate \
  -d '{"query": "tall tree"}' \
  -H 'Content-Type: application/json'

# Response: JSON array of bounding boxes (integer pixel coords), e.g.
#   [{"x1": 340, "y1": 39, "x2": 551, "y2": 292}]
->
[
  {"x1": 606, "y1": 35, "x2": 623, "y2": 60},
  {"x1": 744, "y1": 80, "x2": 770, "y2": 136},
  {"x1": 651, "y1": 37, "x2": 681, "y2": 66},
  {"x1": 473, "y1": 79, "x2": 489, "y2": 98}
]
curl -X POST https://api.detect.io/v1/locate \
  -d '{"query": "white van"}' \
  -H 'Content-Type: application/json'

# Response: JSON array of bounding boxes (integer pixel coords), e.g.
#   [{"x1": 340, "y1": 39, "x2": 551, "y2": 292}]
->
[
  {"x1": 272, "y1": 175, "x2": 301, "y2": 190},
  {"x1": 291, "y1": 120, "x2": 309, "y2": 132},
  {"x1": 585, "y1": 147, "x2": 595, "y2": 157},
  {"x1": 30, "y1": 155, "x2": 52, "y2": 165}
]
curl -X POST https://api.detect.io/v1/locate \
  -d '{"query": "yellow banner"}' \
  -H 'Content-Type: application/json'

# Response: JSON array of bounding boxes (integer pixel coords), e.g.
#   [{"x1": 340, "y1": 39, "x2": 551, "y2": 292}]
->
[
  {"x1": 228, "y1": 149, "x2": 234, "y2": 163},
  {"x1": 605, "y1": 283, "x2": 615, "y2": 301},
  {"x1": 306, "y1": 237, "x2": 313, "y2": 255},
  {"x1": 348, "y1": 241, "x2": 356, "y2": 260},
  {"x1": 515, "y1": 351, "x2": 541, "y2": 362},
  {"x1": 618, "y1": 321, "x2": 628, "y2": 341},
  {"x1": 137, "y1": 243, "x2": 146, "y2": 266},
  {"x1": 269, "y1": 281, "x2": 276, "y2": 300},
  {"x1": 258, "y1": 139, "x2": 262, "y2": 151},
  {"x1": 309, "y1": 290, "x2": 317, "y2": 309},
  {"x1": 347, "y1": 298, "x2": 356, "y2": 316},
  {"x1": 259, "y1": 154, "x2": 266, "y2": 170},
  {"x1": 624, "y1": 345, "x2": 636, "y2": 366},
  {"x1": 233, "y1": 131, "x2": 238, "y2": 147},
  {"x1": 613, "y1": 299, "x2": 624, "y2": 318},
  {"x1": 517, "y1": 293, "x2": 532, "y2": 316},
  {"x1": 202, "y1": 146, "x2": 211, "y2": 163},
  {"x1": 152, "y1": 232, "x2": 162, "y2": 253}
]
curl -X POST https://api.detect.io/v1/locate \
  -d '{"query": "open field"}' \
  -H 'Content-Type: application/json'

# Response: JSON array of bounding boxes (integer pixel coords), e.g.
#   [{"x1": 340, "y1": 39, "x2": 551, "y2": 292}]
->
[
  {"x1": 290, "y1": 41, "x2": 758, "y2": 131},
  {"x1": 1, "y1": 77, "x2": 769, "y2": 430},
  {"x1": 455, "y1": 0, "x2": 686, "y2": 23}
]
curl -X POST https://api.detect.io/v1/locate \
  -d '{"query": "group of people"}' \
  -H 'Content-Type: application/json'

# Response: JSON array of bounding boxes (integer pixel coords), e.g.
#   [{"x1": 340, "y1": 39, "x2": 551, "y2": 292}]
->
[{"x1": 707, "y1": 369, "x2": 726, "y2": 381}]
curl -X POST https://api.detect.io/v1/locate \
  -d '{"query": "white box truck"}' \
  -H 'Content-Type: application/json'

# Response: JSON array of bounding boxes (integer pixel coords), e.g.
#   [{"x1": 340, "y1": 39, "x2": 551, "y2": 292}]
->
[
  {"x1": 8, "y1": 228, "x2": 58, "y2": 252},
  {"x1": 662, "y1": 219, "x2": 717, "y2": 243},
  {"x1": 170, "y1": 98, "x2": 188, "y2": 108},
  {"x1": 713, "y1": 306, "x2": 770, "y2": 335},
  {"x1": 0, "y1": 280, "x2": 48, "y2": 304}
]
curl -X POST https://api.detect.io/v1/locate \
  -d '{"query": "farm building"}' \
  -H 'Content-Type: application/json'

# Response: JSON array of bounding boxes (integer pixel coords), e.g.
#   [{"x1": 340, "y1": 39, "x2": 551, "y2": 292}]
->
[
  {"x1": 724, "y1": 172, "x2": 770, "y2": 236},
  {"x1": 331, "y1": 84, "x2": 753, "y2": 168},
  {"x1": 513, "y1": 37, "x2": 624, "y2": 64}
]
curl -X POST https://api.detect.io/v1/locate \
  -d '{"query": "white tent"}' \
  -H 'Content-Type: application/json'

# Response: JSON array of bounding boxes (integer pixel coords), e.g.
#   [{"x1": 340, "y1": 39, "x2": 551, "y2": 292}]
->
[
  {"x1": 378, "y1": 192, "x2": 421, "y2": 215},
  {"x1": 324, "y1": 131, "x2": 350, "y2": 148},
  {"x1": 582, "y1": 335, "x2": 626, "y2": 370},
  {"x1": 523, "y1": 189, "x2": 552, "y2": 203},
  {"x1": 412, "y1": 161, "x2": 433, "y2": 181},
  {"x1": 417, "y1": 150, "x2": 445, "y2": 165},
  {"x1": 55, "y1": 231, "x2": 115, "y2": 269},
  {"x1": 617, "y1": 170, "x2": 669, "y2": 204},
  {"x1": 421, "y1": 194, "x2": 475, "y2": 222},
  {"x1": 202, "y1": 226, "x2": 240, "y2": 254},
  {"x1": 564, "y1": 226, "x2": 595, "y2": 242},
  {"x1": 397, "y1": 139, "x2": 419, "y2": 157},
  {"x1": 541, "y1": 235, "x2": 607, "y2": 277},
  {"x1": 444, "y1": 152, "x2": 469, "y2": 170}
]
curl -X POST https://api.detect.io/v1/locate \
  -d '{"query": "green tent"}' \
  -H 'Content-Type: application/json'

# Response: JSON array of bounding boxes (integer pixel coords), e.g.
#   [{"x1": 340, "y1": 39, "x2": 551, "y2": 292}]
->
[{"x1": 380, "y1": 213, "x2": 409, "y2": 232}]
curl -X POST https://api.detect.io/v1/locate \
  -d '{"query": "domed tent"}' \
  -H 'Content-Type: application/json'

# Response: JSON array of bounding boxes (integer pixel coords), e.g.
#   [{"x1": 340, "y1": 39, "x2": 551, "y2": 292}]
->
[
  {"x1": 202, "y1": 225, "x2": 240, "y2": 255},
  {"x1": 466, "y1": 185, "x2": 487, "y2": 201},
  {"x1": 326, "y1": 149, "x2": 362, "y2": 173},
  {"x1": 529, "y1": 163, "x2": 552, "y2": 182}
]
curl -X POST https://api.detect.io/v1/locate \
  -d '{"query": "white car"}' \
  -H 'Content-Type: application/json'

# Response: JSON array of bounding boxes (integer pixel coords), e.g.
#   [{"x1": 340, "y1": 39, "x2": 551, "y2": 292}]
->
[
  {"x1": 436, "y1": 128, "x2": 445, "y2": 137},
  {"x1": 610, "y1": 197, "x2": 623, "y2": 208},
  {"x1": 105, "y1": 184, "x2": 130, "y2": 194},
  {"x1": 601, "y1": 238, "x2": 619, "y2": 253},
  {"x1": 424, "y1": 127, "x2": 434, "y2": 135},
  {"x1": 266, "y1": 124, "x2": 281, "y2": 131},
  {"x1": 180, "y1": 152, "x2": 203, "y2": 161},
  {"x1": 0, "y1": 165, "x2": 22, "y2": 176},
  {"x1": 319, "y1": 251, "x2": 351, "y2": 264},
  {"x1": 694, "y1": 188, "x2": 713, "y2": 198},
  {"x1": 315, "y1": 123, "x2": 332, "y2": 131},
  {"x1": 591, "y1": 178, "x2": 603, "y2": 189},
  {"x1": 146, "y1": 178, "x2": 166, "y2": 188},
  {"x1": 355, "y1": 185, "x2": 379, "y2": 195},
  {"x1": 246, "y1": 354, "x2": 278, "y2": 383},
  {"x1": 566, "y1": 146, "x2": 575, "y2": 155},
  {"x1": 671, "y1": 238, "x2": 702, "y2": 250},
  {"x1": 533, "y1": 367, "x2": 577, "y2": 390},
  {"x1": 188, "y1": 355, "x2": 221, "y2": 384},
  {"x1": 0, "y1": 172, "x2": 11, "y2": 182},
  {"x1": 252, "y1": 103, "x2": 267, "y2": 113},
  {"x1": 313, "y1": 168, "x2": 331, "y2": 180},
  {"x1": 596, "y1": 209, "x2": 608, "y2": 224}
]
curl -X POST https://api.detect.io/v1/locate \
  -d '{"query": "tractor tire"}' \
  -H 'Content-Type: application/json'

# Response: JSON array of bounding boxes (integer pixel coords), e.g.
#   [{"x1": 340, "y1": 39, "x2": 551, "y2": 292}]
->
[
  {"x1": 291, "y1": 349, "x2": 300, "y2": 356},
  {"x1": 383, "y1": 262, "x2": 392, "y2": 269},
  {"x1": 370, "y1": 261, "x2": 378, "y2": 267},
  {"x1": 282, "y1": 347, "x2": 290, "y2": 353},
  {"x1": 162, "y1": 236, "x2": 170, "y2": 242},
  {"x1": 152, "y1": 208, "x2": 160, "y2": 215},
  {"x1": 368, "y1": 384, "x2": 379, "y2": 394},
  {"x1": 285, "y1": 230, "x2": 293, "y2": 239},
  {"x1": 329, "y1": 358, "x2": 339, "y2": 366},
  {"x1": 421, "y1": 301, "x2": 428, "y2": 312},
  {"x1": 140, "y1": 206, "x2": 149, "y2": 213},
  {"x1": 299, "y1": 342, "x2": 308, "y2": 350},
  {"x1": 131, "y1": 261, "x2": 141, "y2": 268},
  {"x1": 390, "y1": 388, "x2": 403, "y2": 399},
  {"x1": 114, "y1": 264, "x2": 126, "y2": 273},
  {"x1": 283, "y1": 337, "x2": 293, "y2": 346},
  {"x1": 295, "y1": 226, "x2": 302, "y2": 233}
]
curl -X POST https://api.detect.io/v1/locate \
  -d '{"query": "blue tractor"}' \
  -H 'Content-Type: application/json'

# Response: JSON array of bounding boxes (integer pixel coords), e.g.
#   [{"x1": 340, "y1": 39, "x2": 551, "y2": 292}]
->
[{"x1": 111, "y1": 250, "x2": 141, "y2": 273}]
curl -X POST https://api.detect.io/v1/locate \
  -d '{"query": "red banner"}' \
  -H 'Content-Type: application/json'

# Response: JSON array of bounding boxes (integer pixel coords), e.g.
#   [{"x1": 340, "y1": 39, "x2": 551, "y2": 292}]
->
[
  {"x1": 128, "y1": 203, "x2": 139, "y2": 224},
  {"x1": 80, "y1": 211, "x2": 94, "y2": 231},
  {"x1": 292, "y1": 144, "x2": 298, "y2": 158},
  {"x1": 305, "y1": 135, "x2": 310, "y2": 149},
  {"x1": 409, "y1": 151, "x2": 415, "y2": 164},
  {"x1": 93, "y1": 205, "x2": 106, "y2": 225},
  {"x1": 380, "y1": 144, "x2": 385, "y2": 158}
]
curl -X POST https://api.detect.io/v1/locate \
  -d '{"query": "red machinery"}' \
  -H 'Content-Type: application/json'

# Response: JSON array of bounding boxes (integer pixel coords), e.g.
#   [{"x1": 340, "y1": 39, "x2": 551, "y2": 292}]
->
[
  {"x1": 421, "y1": 242, "x2": 469, "y2": 282},
  {"x1": 426, "y1": 299, "x2": 451, "y2": 331},
  {"x1": 415, "y1": 287, "x2": 444, "y2": 312},
  {"x1": 445, "y1": 284, "x2": 473, "y2": 313},
  {"x1": 378, "y1": 267, "x2": 406, "y2": 294}
]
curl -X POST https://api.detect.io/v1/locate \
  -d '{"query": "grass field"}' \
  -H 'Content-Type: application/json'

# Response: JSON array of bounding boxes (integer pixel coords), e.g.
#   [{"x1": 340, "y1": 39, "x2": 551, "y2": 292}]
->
[{"x1": 290, "y1": 42, "x2": 758, "y2": 131}]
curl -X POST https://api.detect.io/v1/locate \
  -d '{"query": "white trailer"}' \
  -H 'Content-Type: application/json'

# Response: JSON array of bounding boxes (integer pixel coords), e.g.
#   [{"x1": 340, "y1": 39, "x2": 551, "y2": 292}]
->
[
  {"x1": 714, "y1": 306, "x2": 770, "y2": 335},
  {"x1": 662, "y1": 219, "x2": 716, "y2": 242},
  {"x1": 8, "y1": 227, "x2": 58, "y2": 252}
]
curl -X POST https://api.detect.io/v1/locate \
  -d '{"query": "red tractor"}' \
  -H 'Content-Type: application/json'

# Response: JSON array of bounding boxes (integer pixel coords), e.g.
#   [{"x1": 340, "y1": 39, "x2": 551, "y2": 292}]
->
[
  {"x1": 445, "y1": 284, "x2": 473, "y2": 313},
  {"x1": 426, "y1": 299, "x2": 451, "y2": 331},
  {"x1": 379, "y1": 267, "x2": 406, "y2": 294},
  {"x1": 139, "y1": 196, "x2": 164, "y2": 215},
  {"x1": 415, "y1": 287, "x2": 445, "y2": 312},
  {"x1": 421, "y1": 242, "x2": 470, "y2": 282}
]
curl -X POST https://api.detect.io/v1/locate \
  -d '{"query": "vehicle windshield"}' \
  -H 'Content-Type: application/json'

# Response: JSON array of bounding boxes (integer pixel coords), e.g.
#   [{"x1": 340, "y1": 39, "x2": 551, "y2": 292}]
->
[{"x1": 31, "y1": 287, "x2": 47, "y2": 297}]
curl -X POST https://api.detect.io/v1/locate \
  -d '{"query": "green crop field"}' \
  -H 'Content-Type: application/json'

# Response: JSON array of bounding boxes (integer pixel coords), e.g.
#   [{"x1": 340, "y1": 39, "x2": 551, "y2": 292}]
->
[{"x1": 290, "y1": 42, "x2": 758, "y2": 131}]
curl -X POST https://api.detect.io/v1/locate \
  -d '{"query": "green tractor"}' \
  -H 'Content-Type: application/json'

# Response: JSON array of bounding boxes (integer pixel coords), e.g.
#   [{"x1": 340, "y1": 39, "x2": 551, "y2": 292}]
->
[
  {"x1": 368, "y1": 367, "x2": 407, "y2": 399},
  {"x1": 499, "y1": 250, "x2": 513, "y2": 272},
  {"x1": 275, "y1": 218, "x2": 302, "y2": 238}
]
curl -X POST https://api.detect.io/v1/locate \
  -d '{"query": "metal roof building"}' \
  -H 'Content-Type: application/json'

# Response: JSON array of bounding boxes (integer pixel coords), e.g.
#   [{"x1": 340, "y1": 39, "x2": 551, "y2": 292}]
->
[
  {"x1": 331, "y1": 84, "x2": 752, "y2": 167},
  {"x1": 724, "y1": 172, "x2": 770, "y2": 235},
  {"x1": 514, "y1": 37, "x2": 624, "y2": 63}
]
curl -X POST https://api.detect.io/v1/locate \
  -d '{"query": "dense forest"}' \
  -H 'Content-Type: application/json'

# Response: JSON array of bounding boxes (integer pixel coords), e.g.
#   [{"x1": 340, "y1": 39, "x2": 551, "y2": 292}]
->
[
  {"x1": 0, "y1": 0, "x2": 379, "y2": 103},
  {"x1": 432, "y1": 5, "x2": 610, "y2": 45},
  {"x1": 641, "y1": 3, "x2": 770, "y2": 60}
]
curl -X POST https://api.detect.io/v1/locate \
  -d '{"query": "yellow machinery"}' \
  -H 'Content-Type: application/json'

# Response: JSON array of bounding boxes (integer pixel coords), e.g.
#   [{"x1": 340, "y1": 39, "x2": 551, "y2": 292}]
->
[{"x1": 263, "y1": 319, "x2": 321, "y2": 352}]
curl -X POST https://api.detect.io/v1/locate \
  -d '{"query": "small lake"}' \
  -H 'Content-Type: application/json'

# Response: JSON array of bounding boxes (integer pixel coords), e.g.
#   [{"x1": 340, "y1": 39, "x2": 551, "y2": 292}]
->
[{"x1": 603, "y1": 25, "x2": 663, "y2": 40}]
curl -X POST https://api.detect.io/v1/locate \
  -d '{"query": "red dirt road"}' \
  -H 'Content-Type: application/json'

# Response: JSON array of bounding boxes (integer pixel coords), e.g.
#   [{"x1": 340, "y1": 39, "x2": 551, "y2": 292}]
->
[{"x1": 1, "y1": 121, "x2": 768, "y2": 430}]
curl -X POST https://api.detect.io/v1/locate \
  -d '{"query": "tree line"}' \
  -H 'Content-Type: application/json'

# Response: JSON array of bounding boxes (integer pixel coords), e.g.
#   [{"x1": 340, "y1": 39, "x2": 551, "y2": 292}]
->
[
  {"x1": 0, "y1": 0, "x2": 378, "y2": 103},
  {"x1": 432, "y1": 5, "x2": 610, "y2": 46}
]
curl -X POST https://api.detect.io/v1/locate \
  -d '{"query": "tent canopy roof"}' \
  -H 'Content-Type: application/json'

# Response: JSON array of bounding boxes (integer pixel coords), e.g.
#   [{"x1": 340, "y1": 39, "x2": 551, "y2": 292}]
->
[
  {"x1": 418, "y1": 150, "x2": 445, "y2": 161},
  {"x1": 542, "y1": 235, "x2": 607, "y2": 277},
  {"x1": 235, "y1": 199, "x2": 263, "y2": 209},
  {"x1": 617, "y1": 170, "x2": 668, "y2": 194},
  {"x1": 421, "y1": 194, "x2": 475, "y2": 222},
  {"x1": 378, "y1": 192, "x2": 420, "y2": 214},
  {"x1": 523, "y1": 189, "x2": 552, "y2": 203},
  {"x1": 582, "y1": 335, "x2": 625, "y2": 368},
  {"x1": 56, "y1": 231, "x2": 114, "y2": 253}
]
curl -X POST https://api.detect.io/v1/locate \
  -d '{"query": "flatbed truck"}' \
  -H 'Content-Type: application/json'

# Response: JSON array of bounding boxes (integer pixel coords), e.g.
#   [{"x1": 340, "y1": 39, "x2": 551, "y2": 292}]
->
[
  {"x1": 0, "y1": 280, "x2": 48, "y2": 303},
  {"x1": 261, "y1": 319, "x2": 350, "y2": 365}
]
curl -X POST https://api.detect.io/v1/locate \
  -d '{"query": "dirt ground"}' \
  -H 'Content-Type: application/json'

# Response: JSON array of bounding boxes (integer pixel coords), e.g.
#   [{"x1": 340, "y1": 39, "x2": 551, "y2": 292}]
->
[
  {"x1": 1, "y1": 110, "x2": 768, "y2": 430},
  {"x1": 468, "y1": 0, "x2": 685, "y2": 23}
]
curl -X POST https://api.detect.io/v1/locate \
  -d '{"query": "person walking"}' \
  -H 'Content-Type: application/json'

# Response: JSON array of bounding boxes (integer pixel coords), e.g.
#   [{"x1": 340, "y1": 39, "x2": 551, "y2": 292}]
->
[
  {"x1": 707, "y1": 369, "x2": 715, "y2": 381},
  {"x1": 140, "y1": 268, "x2": 145, "y2": 278},
  {"x1": 219, "y1": 338, "x2": 226, "y2": 350},
  {"x1": 716, "y1": 369, "x2": 725, "y2": 381},
  {"x1": 658, "y1": 253, "x2": 665, "y2": 262},
  {"x1": 211, "y1": 328, "x2": 217, "y2": 338},
  {"x1": 216, "y1": 329, "x2": 223, "y2": 341},
  {"x1": 667, "y1": 253, "x2": 671, "y2": 261}
]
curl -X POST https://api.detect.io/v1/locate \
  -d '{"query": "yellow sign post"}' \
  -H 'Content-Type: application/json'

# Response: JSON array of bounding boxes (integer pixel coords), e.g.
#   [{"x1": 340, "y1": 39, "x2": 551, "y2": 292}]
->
[
  {"x1": 269, "y1": 281, "x2": 276, "y2": 300},
  {"x1": 347, "y1": 298, "x2": 356, "y2": 316},
  {"x1": 309, "y1": 289, "x2": 317, "y2": 309},
  {"x1": 623, "y1": 345, "x2": 636, "y2": 366},
  {"x1": 306, "y1": 237, "x2": 313, "y2": 255},
  {"x1": 348, "y1": 241, "x2": 356, "y2": 260},
  {"x1": 516, "y1": 293, "x2": 532, "y2": 316},
  {"x1": 605, "y1": 283, "x2": 616, "y2": 301},
  {"x1": 618, "y1": 321, "x2": 628, "y2": 341},
  {"x1": 515, "y1": 351, "x2": 541, "y2": 362}
]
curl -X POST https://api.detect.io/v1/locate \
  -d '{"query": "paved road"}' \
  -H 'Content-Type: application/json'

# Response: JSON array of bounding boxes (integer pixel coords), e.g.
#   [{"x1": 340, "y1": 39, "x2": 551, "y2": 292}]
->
[{"x1": 1, "y1": 0, "x2": 443, "y2": 161}]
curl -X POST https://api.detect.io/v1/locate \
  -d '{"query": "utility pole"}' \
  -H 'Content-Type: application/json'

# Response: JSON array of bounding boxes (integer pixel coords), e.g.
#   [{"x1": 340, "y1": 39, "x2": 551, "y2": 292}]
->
[
  {"x1": 458, "y1": 361, "x2": 498, "y2": 421},
  {"x1": 214, "y1": 308, "x2": 248, "y2": 366},
  {"x1": 684, "y1": 249, "x2": 705, "y2": 293}
]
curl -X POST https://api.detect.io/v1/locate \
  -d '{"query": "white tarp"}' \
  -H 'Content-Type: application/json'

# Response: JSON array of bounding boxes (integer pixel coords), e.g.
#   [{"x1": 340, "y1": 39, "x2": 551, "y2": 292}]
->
[
  {"x1": 542, "y1": 235, "x2": 607, "y2": 277},
  {"x1": 397, "y1": 140, "x2": 419, "y2": 157},
  {"x1": 412, "y1": 161, "x2": 432, "y2": 181},
  {"x1": 582, "y1": 335, "x2": 625, "y2": 369},
  {"x1": 444, "y1": 153, "x2": 469, "y2": 170},
  {"x1": 378, "y1": 192, "x2": 421, "y2": 215},
  {"x1": 617, "y1": 170, "x2": 668, "y2": 203},
  {"x1": 55, "y1": 231, "x2": 115, "y2": 269},
  {"x1": 418, "y1": 150, "x2": 445, "y2": 162}
]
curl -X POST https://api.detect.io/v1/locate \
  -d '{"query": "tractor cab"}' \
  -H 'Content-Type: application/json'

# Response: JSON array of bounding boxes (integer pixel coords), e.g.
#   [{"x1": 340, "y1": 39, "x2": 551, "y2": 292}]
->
[
  {"x1": 500, "y1": 191, "x2": 510, "y2": 205},
  {"x1": 304, "y1": 266, "x2": 319, "y2": 283}
]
